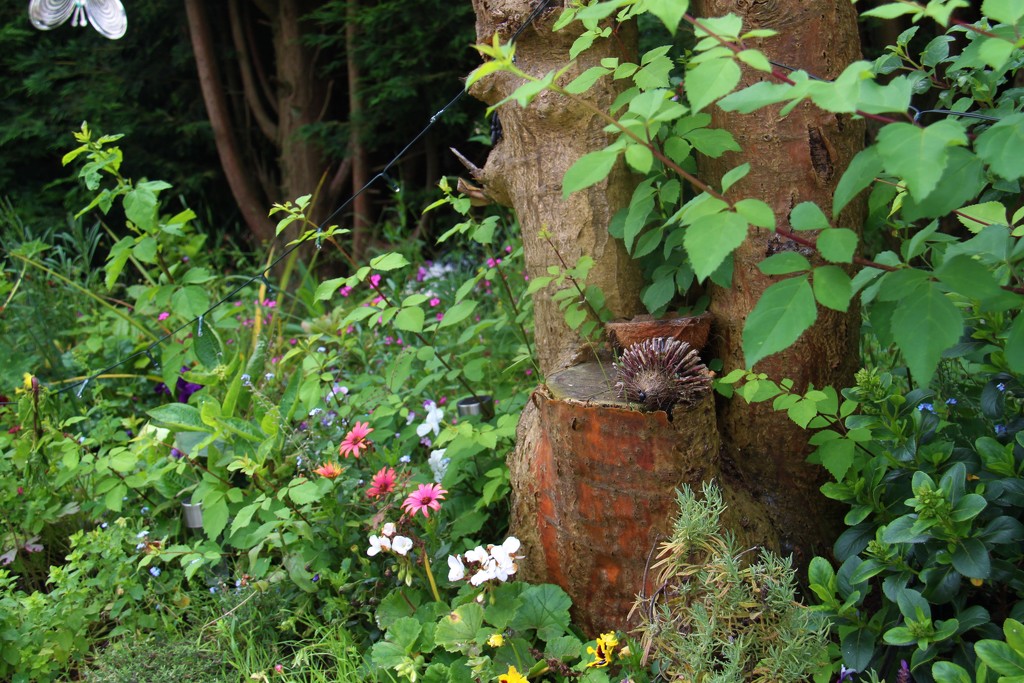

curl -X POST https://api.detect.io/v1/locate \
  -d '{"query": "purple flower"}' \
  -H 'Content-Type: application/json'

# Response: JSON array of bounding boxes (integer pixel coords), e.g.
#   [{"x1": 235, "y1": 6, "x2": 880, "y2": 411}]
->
[{"x1": 155, "y1": 366, "x2": 203, "y2": 403}]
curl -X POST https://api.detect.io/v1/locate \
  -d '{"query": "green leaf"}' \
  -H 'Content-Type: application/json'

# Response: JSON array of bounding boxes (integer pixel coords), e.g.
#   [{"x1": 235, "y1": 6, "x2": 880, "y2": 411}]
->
[
  {"x1": 314, "y1": 277, "x2": 348, "y2": 301},
  {"x1": 976, "y1": 638, "x2": 1024, "y2": 677},
  {"x1": 817, "y1": 436, "x2": 855, "y2": 481},
  {"x1": 642, "y1": 274, "x2": 676, "y2": 313},
  {"x1": 834, "y1": 148, "x2": 883, "y2": 216},
  {"x1": 509, "y1": 584, "x2": 573, "y2": 642},
  {"x1": 721, "y1": 163, "x2": 750, "y2": 193},
  {"x1": 683, "y1": 127, "x2": 740, "y2": 158},
  {"x1": 758, "y1": 252, "x2": 810, "y2": 275},
  {"x1": 104, "y1": 236, "x2": 134, "y2": 290},
  {"x1": 565, "y1": 66, "x2": 611, "y2": 94},
  {"x1": 1005, "y1": 618, "x2": 1024, "y2": 655},
  {"x1": 931, "y1": 661, "x2": 973, "y2": 683},
  {"x1": 438, "y1": 299, "x2": 477, "y2": 329},
  {"x1": 171, "y1": 285, "x2": 210, "y2": 319},
  {"x1": 194, "y1": 323, "x2": 222, "y2": 369},
  {"x1": 935, "y1": 255, "x2": 1005, "y2": 302},
  {"x1": 890, "y1": 281, "x2": 963, "y2": 386},
  {"x1": 812, "y1": 265, "x2": 853, "y2": 312},
  {"x1": 435, "y1": 603, "x2": 484, "y2": 653},
  {"x1": 394, "y1": 306, "x2": 425, "y2": 333},
  {"x1": 625, "y1": 144, "x2": 653, "y2": 174},
  {"x1": 645, "y1": 0, "x2": 688, "y2": 34},
  {"x1": 202, "y1": 491, "x2": 229, "y2": 538},
  {"x1": 983, "y1": 0, "x2": 1024, "y2": 23},
  {"x1": 1006, "y1": 313, "x2": 1024, "y2": 374},
  {"x1": 563, "y1": 148, "x2": 619, "y2": 197},
  {"x1": 951, "y1": 537, "x2": 991, "y2": 579},
  {"x1": 684, "y1": 211, "x2": 747, "y2": 282},
  {"x1": 685, "y1": 57, "x2": 742, "y2": 112},
  {"x1": 370, "y1": 252, "x2": 410, "y2": 271},
  {"x1": 877, "y1": 120, "x2": 968, "y2": 199},
  {"x1": 863, "y1": 3, "x2": 920, "y2": 19},
  {"x1": 742, "y1": 275, "x2": 817, "y2": 368},
  {"x1": 817, "y1": 228, "x2": 858, "y2": 263},
  {"x1": 289, "y1": 480, "x2": 324, "y2": 505},
  {"x1": 734, "y1": 198, "x2": 775, "y2": 228},
  {"x1": 790, "y1": 202, "x2": 830, "y2": 231},
  {"x1": 957, "y1": 201, "x2": 1008, "y2": 233},
  {"x1": 147, "y1": 403, "x2": 207, "y2": 431},
  {"x1": 974, "y1": 114, "x2": 1024, "y2": 179}
]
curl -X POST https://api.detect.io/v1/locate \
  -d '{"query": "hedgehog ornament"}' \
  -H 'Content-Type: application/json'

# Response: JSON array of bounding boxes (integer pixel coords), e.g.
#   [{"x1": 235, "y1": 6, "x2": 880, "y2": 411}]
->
[{"x1": 614, "y1": 337, "x2": 712, "y2": 412}]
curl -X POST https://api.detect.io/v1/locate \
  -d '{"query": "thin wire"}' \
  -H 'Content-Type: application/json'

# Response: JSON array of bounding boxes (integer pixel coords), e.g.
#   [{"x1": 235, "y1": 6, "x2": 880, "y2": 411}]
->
[{"x1": 7, "y1": 0, "x2": 555, "y2": 403}]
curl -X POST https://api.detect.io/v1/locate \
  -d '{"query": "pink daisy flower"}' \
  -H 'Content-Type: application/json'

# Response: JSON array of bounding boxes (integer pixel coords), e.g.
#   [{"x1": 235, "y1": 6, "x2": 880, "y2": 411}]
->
[
  {"x1": 339, "y1": 422, "x2": 374, "y2": 458},
  {"x1": 402, "y1": 483, "x2": 447, "y2": 518},
  {"x1": 367, "y1": 467, "x2": 397, "y2": 498},
  {"x1": 314, "y1": 462, "x2": 344, "y2": 479}
]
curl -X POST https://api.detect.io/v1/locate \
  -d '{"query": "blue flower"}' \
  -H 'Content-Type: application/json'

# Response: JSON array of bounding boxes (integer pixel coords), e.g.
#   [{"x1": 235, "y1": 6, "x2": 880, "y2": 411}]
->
[
  {"x1": 149, "y1": 566, "x2": 161, "y2": 578},
  {"x1": 997, "y1": 382, "x2": 1006, "y2": 392},
  {"x1": 136, "y1": 530, "x2": 149, "y2": 538},
  {"x1": 210, "y1": 586, "x2": 218, "y2": 594},
  {"x1": 996, "y1": 424, "x2": 1008, "y2": 436},
  {"x1": 945, "y1": 398, "x2": 957, "y2": 406},
  {"x1": 917, "y1": 402, "x2": 934, "y2": 412}
]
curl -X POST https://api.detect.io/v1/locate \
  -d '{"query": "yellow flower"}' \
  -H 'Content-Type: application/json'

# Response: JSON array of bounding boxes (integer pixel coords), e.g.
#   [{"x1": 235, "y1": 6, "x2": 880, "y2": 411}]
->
[
  {"x1": 487, "y1": 633, "x2": 505, "y2": 648},
  {"x1": 497, "y1": 665, "x2": 528, "y2": 683},
  {"x1": 22, "y1": 373, "x2": 33, "y2": 390},
  {"x1": 586, "y1": 631, "x2": 620, "y2": 668}
]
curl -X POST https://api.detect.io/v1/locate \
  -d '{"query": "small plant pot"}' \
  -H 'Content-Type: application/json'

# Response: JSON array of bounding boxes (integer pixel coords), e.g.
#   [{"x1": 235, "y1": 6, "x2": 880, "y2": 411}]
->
[
  {"x1": 605, "y1": 312, "x2": 712, "y2": 353},
  {"x1": 456, "y1": 394, "x2": 495, "y2": 420},
  {"x1": 181, "y1": 501, "x2": 203, "y2": 529}
]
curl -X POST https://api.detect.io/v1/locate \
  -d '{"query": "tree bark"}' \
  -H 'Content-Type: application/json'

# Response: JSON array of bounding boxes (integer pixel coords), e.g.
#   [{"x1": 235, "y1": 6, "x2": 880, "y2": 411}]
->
[
  {"x1": 692, "y1": 0, "x2": 867, "y2": 566},
  {"x1": 347, "y1": 0, "x2": 372, "y2": 259},
  {"x1": 470, "y1": 0, "x2": 645, "y2": 376},
  {"x1": 185, "y1": 0, "x2": 277, "y2": 244}
]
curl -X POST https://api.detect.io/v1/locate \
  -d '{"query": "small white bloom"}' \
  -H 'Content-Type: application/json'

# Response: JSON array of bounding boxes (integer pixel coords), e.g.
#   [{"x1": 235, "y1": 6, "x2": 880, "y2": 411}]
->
[
  {"x1": 464, "y1": 546, "x2": 489, "y2": 565},
  {"x1": 416, "y1": 401, "x2": 444, "y2": 437},
  {"x1": 470, "y1": 565, "x2": 498, "y2": 586},
  {"x1": 447, "y1": 554, "x2": 466, "y2": 581},
  {"x1": 428, "y1": 448, "x2": 450, "y2": 483},
  {"x1": 367, "y1": 534, "x2": 391, "y2": 556},
  {"x1": 381, "y1": 522, "x2": 396, "y2": 538},
  {"x1": 392, "y1": 536, "x2": 413, "y2": 556}
]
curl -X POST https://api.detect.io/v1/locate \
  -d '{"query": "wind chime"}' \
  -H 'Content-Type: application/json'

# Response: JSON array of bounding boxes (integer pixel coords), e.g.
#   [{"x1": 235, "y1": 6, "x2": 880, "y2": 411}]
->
[{"x1": 28, "y1": 0, "x2": 127, "y2": 40}]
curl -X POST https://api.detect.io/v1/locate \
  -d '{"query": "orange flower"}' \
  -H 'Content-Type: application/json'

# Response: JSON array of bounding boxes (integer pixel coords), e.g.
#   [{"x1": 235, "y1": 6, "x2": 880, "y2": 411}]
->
[{"x1": 314, "y1": 461, "x2": 344, "y2": 479}]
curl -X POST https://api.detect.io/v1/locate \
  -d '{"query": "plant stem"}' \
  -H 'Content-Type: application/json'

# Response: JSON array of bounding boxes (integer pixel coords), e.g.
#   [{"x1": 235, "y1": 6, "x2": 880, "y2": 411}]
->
[{"x1": 422, "y1": 551, "x2": 441, "y2": 603}]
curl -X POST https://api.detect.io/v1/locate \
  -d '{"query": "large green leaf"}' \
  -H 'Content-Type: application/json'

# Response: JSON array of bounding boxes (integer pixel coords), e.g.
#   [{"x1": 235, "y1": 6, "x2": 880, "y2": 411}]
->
[
  {"x1": 434, "y1": 603, "x2": 484, "y2": 653},
  {"x1": 508, "y1": 584, "x2": 572, "y2": 642},
  {"x1": 683, "y1": 211, "x2": 747, "y2": 281},
  {"x1": 833, "y1": 147, "x2": 883, "y2": 216},
  {"x1": 147, "y1": 403, "x2": 207, "y2": 432},
  {"x1": 976, "y1": 638, "x2": 1024, "y2": 677},
  {"x1": 877, "y1": 120, "x2": 968, "y2": 199},
  {"x1": 394, "y1": 306, "x2": 425, "y2": 333},
  {"x1": 646, "y1": 0, "x2": 688, "y2": 33},
  {"x1": 975, "y1": 113, "x2": 1024, "y2": 180},
  {"x1": 742, "y1": 275, "x2": 817, "y2": 368},
  {"x1": 562, "y1": 148, "x2": 619, "y2": 198},
  {"x1": 812, "y1": 265, "x2": 853, "y2": 312},
  {"x1": 890, "y1": 281, "x2": 963, "y2": 386},
  {"x1": 685, "y1": 57, "x2": 742, "y2": 112},
  {"x1": 1006, "y1": 313, "x2": 1024, "y2": 374}
]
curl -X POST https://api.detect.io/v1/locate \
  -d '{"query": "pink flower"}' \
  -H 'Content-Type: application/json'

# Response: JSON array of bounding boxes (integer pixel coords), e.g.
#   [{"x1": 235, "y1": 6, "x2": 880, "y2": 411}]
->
[
  {"x1": 339, "y1": 285, "x2": 352, "y2": 297},
  {"x1": 339, "y1": 422, "x2": 374, "y2": 458},
  {"x1": 429, "y1": 297, "x2": 441, "y2": 307},
  {"x1": 314, "y1": 462, "x2": 344, "y2": 479},
  {"x1": 369, "y1": 274, "x2": 382, "y2": 288},
  {"x1": 158, "y1": 312, "x2": 170, "y2": 321},
  {"x1": 402, "y1": 483, "x2": 447, "y2": 518},
  {"x1": 367, "y1": 467, "x2": 397, "y2": 498}
]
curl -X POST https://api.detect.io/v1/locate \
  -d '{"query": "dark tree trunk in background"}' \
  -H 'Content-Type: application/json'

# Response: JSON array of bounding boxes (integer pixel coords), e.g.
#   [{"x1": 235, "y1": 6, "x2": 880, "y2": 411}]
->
[
  {"x1": 186, "y1": 0, "x2": 338, "y2": 246},
  {"x1": 346, "y1": 0, "x2": 372, "y2": 259},
  {"x1": 693, "y1": 0, "x2": 867, "y2": 567},
  {"x1": 186, "y1": 0, "x2": 277, "y2": 243}
]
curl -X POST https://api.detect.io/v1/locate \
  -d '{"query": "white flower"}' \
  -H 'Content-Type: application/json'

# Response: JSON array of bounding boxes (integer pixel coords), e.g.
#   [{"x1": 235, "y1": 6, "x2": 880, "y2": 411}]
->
[
  {"x1": 367, "y1": 534, "x2": 391, "y2": 556},
  {"x1": 447, "y1": 554, "x2": 466, "y2": 581},
  {"x1": 464, "y1": 546, "x2": 489, "y2": 565},
  {"x1": 491, "y1": 536, "x2": 521, "y2": 567},
  {"x1": 392, "y1": 535, "x2": 414, "y2": 556},
  {"x1": 381, "y1": 522, "x2": 396, "y2": 538},
  {"x1": 428, "y1": 448, "x2": 450, "y2": 483},
  {"x1": 470, "y1": 565, "x2": 498, "y2": 586},
  {"x1": 416, "y1": 401, "x2": 444, "y2": 437}
]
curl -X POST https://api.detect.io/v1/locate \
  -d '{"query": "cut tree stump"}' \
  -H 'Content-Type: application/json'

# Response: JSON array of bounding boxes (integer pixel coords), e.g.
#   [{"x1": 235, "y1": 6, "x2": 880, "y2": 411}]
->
[{"x1": 509, "y1": 359, "x2": 773, "y2": 635}]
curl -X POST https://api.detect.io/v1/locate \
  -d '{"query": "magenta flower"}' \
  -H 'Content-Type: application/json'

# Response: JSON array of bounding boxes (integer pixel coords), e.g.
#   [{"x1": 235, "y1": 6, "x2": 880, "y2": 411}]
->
[
  {"x1": 158, "y1": 311, "x2": 170, "y2": 321},
  {"x1": 429, "y1": 297, "x2": 441, "y2": 307},
  {"x1": 402, "y1": 483, "x2": 447, "y2": 518},
  {"x1": 339, "y1": 421, "x2": 374, "y2": 458},
  {"x1": 367, "y1": 467, "x2": 397, "y2": 498}
]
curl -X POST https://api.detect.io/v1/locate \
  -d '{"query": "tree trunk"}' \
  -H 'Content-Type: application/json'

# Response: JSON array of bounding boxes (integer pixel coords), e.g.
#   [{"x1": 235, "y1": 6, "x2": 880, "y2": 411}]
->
[
  {"x1": 346, "y1": 0, "x2": 372, "y2": 259},
  {"x1": 185, "y1": 0, "x2": 277, "y2": 244},
  {"x1": 470, "y1": 0, "x2": 645, "y2": 376},
  {"x1": 693, "y1": 0, "x2": 867, "y2": 566}
]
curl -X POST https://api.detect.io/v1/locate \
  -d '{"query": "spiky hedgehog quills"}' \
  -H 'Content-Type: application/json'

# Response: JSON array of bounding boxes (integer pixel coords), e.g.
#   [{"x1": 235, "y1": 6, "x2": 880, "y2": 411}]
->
[{"x1": 614, "y1": 337, "x2": 712, "y2": 412}]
